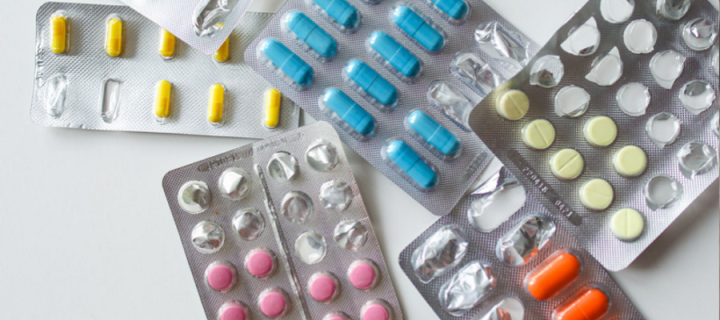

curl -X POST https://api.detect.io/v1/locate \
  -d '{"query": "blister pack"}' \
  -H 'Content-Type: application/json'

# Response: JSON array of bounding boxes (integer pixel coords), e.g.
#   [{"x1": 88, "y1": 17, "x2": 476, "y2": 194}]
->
[
  {"x1": 399, "y1": 168, "x2": 644, "y2": 320},
  {"x1": 163, "y1": 122, "x2": 402, "y2": 320},
  {"x1": 244, "y1": 0, "x2": 541, "y2": 216},
  {"x1": 32, "y1": 2, "x2": 300, "y2": 140},
  {"x1": 467, "y1": 0, "x2": 719, "y2": 271}
]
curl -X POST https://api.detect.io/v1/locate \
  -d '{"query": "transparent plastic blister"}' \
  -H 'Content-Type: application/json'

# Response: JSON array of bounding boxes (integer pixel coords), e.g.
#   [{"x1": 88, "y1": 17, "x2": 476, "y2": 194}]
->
[
  {"x1": 245, "y1": 0, "x2": 540, "y2": 216},
  {"x1": 32, "y1": 3, "x2": 300, "y2": 140},
  {"x1": 163, "y1": 122, "x2": 402, "y2": 320},
  {"x1": 399, "y1": 168, "x2": 645, "y2": 320},
  {"x1": 466, "y1": 0, "x2": 719, "y2": 271}
]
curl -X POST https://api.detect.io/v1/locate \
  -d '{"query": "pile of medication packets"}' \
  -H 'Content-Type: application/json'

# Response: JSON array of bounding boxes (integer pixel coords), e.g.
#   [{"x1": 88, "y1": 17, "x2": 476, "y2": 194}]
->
[
  {"x1": 32, "y1": 2, "x2": 299, "y2": 139},
  {"x1": 163, "y1": 122, "x2": 402, "y2": 320},
  {"x1": 245, "y1": 0, "x2": 542, "y2": 216},
  {"x1": 467, "y1": 0, "x2": 719, "y2": 271}
]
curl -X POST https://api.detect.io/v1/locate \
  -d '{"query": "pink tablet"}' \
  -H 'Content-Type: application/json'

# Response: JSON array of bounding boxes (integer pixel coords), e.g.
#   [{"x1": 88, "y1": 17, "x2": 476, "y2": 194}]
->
[
  {"x1": 218, "y1": 301, "x2": 248, "y2": 320},
  {"x1": 361, "y1": 300, "x2": 392, "y2": 320},
  {"x1": 259, "y1": 289, "x2": 288, "y2": 318},
  {"x1": 205, "y1": 261, "x2": 237, "y2": 293},
  {"x1": 348, "y1": 260, "x2": 379, "y2": 290},
  {"x1": 308, "y1": 272, "x2": 339, "y2": 302},
  {"x1": 246, "y1": 248, "x2": 275, "y2": 279}
]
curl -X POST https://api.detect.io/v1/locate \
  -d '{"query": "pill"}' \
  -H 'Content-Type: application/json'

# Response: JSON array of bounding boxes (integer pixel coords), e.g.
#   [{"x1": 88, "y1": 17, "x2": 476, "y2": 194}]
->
[
  {"x1": 584, "y1": 116, "x2": 617, "y2": 147},
  {"x1": 348, "y1": 259, "x2": 379, "y2": 290},
  {"x1": 245, "y1": 248, "x2": 275, "y2": 279},
  {"x1": 261, "y1": 38, "x2": 314, "y2": 88},
  {"x1": 526, "y1": 251, "x2": 581, "y2": 300},
  {"x1": 204, "y1": 261, "x2": 237, "y2": 293},
  {"x1": 259, "y1": 289, "x2": 288, "y2": 318},
  {"x1": 207, "y1": 84, "x2": 225, "y2": 126},
  {"x1": 611, "y1": 208, "x2": 644, "y2": 241},
  {"x1": 392, "y1": 6, "x2": 445, "y2": 52},
  {"x1": 215, "y1": 36, "x2": 230, "y2": 62},
  {"x1": 158, "y1": 28, "x2": 176, "y2": 59},
  {"x1": 368, "y1": 31, "x2": 422, "y2": 78},
  {"x1": 50, "y1": 12, "x2": 67, "y2": 54},
  {"x1": 550, "y1": 149, "x2": 584, "y2": 180},
  {"x1": 264, "y1": 88, "x2": 282, "y2": 129},
  {"x1": 522, "y1": 119, "x2": 556, "y2": 150},
  {"x1": 362, "y1": 301, "x2": 392, "y2": 320},
  {"x1": 579, "y1": 178, "x2": 614, "y2": 211},
  {"x1": 321, "y1": 88, "x2": 376, "y2": 136},
  {"x1": 429, "y1": 0, "x2": 469, "y2": 21},
  {"x1": 310, "y1": 0, "x2": 359, "y2": 29},
  {"x1": 345, "y1": 60, "x2": 398, "y2": 106},
  {"x1": 407, "y1": 110, "x2": 461, "y2": 156},
  {"x1": 554, "y1": 288, "x2": 609, "y2": 320},
  {"x1": 613, "y1": 145, "x2": 647, "y2": 177},
  {"x1": 385, "y1": 140, "x2": 438, "y2": 189},
  {"x1": 308, "y1": 272, "x2": 339, "y2": 302},
  {"x1": 219, "y1": 302, "x2": 248, "y2": 320},
  {"x1": 285, "y1": 11, "x2": 337, "y2": 58},
  {"x1": 154, "y1": 80, "x2": 172, "y2": 122},
  {"x1": 106, "y1": 17, "x2": 123, "y2": 57},
  {"x1": 496, "y1": 90, "x2": 529, "y2": 120}
]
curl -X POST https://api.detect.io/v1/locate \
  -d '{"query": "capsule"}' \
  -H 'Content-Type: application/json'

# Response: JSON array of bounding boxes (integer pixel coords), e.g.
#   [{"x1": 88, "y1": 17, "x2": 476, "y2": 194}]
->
[
  {"x1": 430, "y1": 0, "x2": 469, "y2": 21},
  {"x1": 106, "y1": 16, "x2": 123, "y2": 57},
  {"x1": 154, "y1": 80, "x2": 172, "y2": 122},
  {"x1": 526, "y1": 251, "x2": 581, "y2": 300},
  {"x1": 345, "y1": 60, "x2": 398, "y2": 107},
  {"x1": 50, "y1": 12, "x2": 67, "y2": 54},
  {"x1": 554, "y1": 288, "x2": 610, "y2": 320},
  {"x1": 321, "y1": 88, "x2": 375, "y2": 136},
  {"x1": 407, "y1": 110, "x2": 460, "y2": 156},
  {"x1": 215, "y1": 36, "x2": 230, "y2": 62},
  {"x1": 385, "y1": 140, "x2": 438, "y2": 189},
  {"x1": 393, "y1": 6, "x2": 445, "y2": 52},
  {"x1": 264, "y1": 89, "x2": 282, "y2": 129},
  {"x1": 207, "y1": 84, "x2": 225, "y2": 126},
  {"x1": 158, "y1": 29, "x2": 176, "y2": 59},
  {"x1": 310, "y1": 0, "x2": 359, "y2": 30},
  {"x1": 285, "y1": 11, "x2": 337, "y2": 59},
  {"x1": 368, "y1": 31, "x2": 421, "y2": 79},
  {"x1": 260, "y1": 38, "x2": 314, "y2": 88}
]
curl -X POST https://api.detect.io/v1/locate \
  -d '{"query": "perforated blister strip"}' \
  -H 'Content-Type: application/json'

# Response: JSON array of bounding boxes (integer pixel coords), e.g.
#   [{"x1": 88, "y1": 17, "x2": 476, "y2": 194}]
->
[{"x1": 32, "y1": 3, "x2": 299, "y2": 139}]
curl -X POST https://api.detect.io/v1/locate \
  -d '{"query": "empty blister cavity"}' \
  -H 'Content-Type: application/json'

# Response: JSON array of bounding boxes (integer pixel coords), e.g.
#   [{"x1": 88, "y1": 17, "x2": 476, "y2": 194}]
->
[
  {"x1": 656, "y1": 0, "x2": 691, "y2": 21},
  {"x1": 258, "y1": 38, "x2": 314, "y2": 91},
  {"x1": 100, "y1": 79, "x2": 121, "y2": 123},
  {"x1": 586, "y1": 47, "x2": 623, "y2": 86},
  {"x1": 680, "y1": 80, "x2": 716, "y2": 115},
  {"x1": 306, "y1": 139, "x2": 339, "y2": 172},
  {"x1": 644, "y1": 175, "x2": 682, "y2": 210},
  {"x1": 451, "y1": 52, "x2": 502, "y2": 98},
  {"x1": 600, "y1": 0, "x2": 634, "y2": 23},
  {"x1": 424, "y1": 0, "x2": 471, "y2": 24},
  {"x1": 177, "y1": 180, "x2": 211, "y2": 214},
  {"x1": 232, "y1": 208, "x2": 265, "y2": 241},
  {"x1": 650, "y1": 50, "x2": 686, "y2": 89},
  {"x1": 267, "y1": 151, "x2": 300, "y2": 183},
  {"x1": 560, "y1": 17, "x2": 600, "y2": 56},
  {"x1": 218, "y1": 167, "x2": 253, "y2": 200},
  {"x1": 44, "y1": 74, "x2": 67, "y2": 118},
  {"x1": 623, "y1": 20, "x2": 657, "y2": 54},
  {"x1": 682, "y1": 18, "x2": 717, "y2": 51},
  {"x1": 438, "y1": 260, "x2": 495, "y2": 316},
  {"x1": 319, "y1": 88, "x2": 377, "y2": 141},
  {"x1": 334, "y1": 220, "x2": 368, "y2": 251},
  {"x1": 712, "y1": 45, "x2": 719, "y2": 75},
  {"x1": 555, "y1": 85, "x2": 590, "y2": 118},
  {"x1": 368, "y1": 31, "x2": 423, "y2": 83},
  {"x1": 382, "y1": 139, "x2": 439, "y2": 191},
  {"x1": 677, "y1": 142, "x2": 717, "y2": 177},
  {"x1": 713, "y1": 112, "x2": 719, "y2": 136},
  {"x1": 319, "y1": 179, "x2": 353, "y2": 212},
  {"x1": 411, "y1": 225, "x2": 468, "y2": 282},
  {"x1": 497, "y1": 216, "x2": 556, "y2": 267},
  {"x1": 192, "y1": 0, "x2": 239, "y2": 37},
  {"x1": 529, "y1": 55, "x2": 564, "y2": 88},
  {"x1": 283, "y1": 11, "x2": 338, "y2": 62},
  {"x1": 191, "y1": 220, "x2": 225, "y2": 254},
  {"x1": 295, "y1": 231, "x2": 327, "y2": 265},
  {"x1": 475, "y1": 21, "x2": 529, "y2": 70},
  {"x1": 646, "y1": 112, "x2": 681, "y2": 148},
  {"x1": 525, "y1": 251, "x2": 581, "y2": 301},
  {"x1": 343, "y1": 60, "x2": 399, "y2": 112},
  {"x1": 477, "y1": 297, "x2": 524, "y2": 320},
  {"x1": 427, "y1": 81, "x2": 474, "y2": 129},
  {"x1": 616, "y1": 82, "x2": 650, "y2": 116},
  {"x1": 281, "y1": 191, "x2": 313, "y2": 224},
  {"x1": 392, "y1": 4, "x2": 447, "y2": 53},
  {"x1": 406, "y1": 110, "x2": 462, "y2": 160},
  {"x1": 468, "y1": 184, "x2": 527, "y2": 233},
  {"x1": 307, "y1": 0, "x2": 361, "y2": 34}
]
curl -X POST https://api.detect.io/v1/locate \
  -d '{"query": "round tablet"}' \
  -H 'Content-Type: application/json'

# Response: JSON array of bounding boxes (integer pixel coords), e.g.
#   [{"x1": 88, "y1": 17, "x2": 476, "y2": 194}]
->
[
  {"x1": 496, "y1": 90, "x2": 530, "y2": 120},
  {"x1": 348, "y1": 259, "x2": 379, "y2": 290},
  {"x1": 259, "y1": 289, "x2": 288, "y2": 318},
  {"x1": 308, "y1": 272, "x2": 339, "y2": 302},
  {"x1": 611, "y1": 208, "x2": 645, "y2": 241},
  {"x1": 584, "y1": 116, "x2": 617, "y2": 147},
  {"x1": 550, "y1": 149, "x2": 584, "y2": 180},
  {"x1": 361, "y1": 300, "x2": 392, "y2": 320},
  {"x1": 245, "y1": 248, "x2": 275, "y2": 279},
  {"x1": 522, "y1": 119, "x2": 556, "y2": 150},
  {"x1": 205, "y1": 261, "x2": 237, "y2": 293},
  {"x1": 613, "y1": 146, "x2": 647, "y2": 177},
  {"x1": 579, "y1": 179, "x2": 614, "y2": 211},
  {"x1": 218, "y1": 301, "x2": 248, "y2": 320}
]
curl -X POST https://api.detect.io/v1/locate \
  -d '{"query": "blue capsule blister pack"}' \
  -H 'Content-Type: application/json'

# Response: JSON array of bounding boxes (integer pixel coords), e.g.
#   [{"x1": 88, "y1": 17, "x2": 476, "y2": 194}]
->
[{"x1": 245, "y1": 0, "x2": 540, "y2": 216}]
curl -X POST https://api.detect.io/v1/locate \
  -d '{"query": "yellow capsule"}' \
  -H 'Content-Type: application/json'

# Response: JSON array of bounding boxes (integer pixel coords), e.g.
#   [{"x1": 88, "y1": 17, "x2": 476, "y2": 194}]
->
[
  {"x1": 264, "y1": 89, "x2": 282, "y2": 129},
  {"x1": 158, "y1": 29, "x2": 176, "y2": 59},
  {"x1": 106, "y1": 17, "x2": 123, "y2": 57},
  {"x1": 154, "y1": 80, "x2": 172, "y2": 122},
  {"x1": 215, "y1": 36, "x2": 230, "y2": 62},
  {"x1": 50, "y1": 12, "x2": 67, "y2": 54},
  {"x1": 208, "y1": 84, "x2": 225, "y2": 126}
]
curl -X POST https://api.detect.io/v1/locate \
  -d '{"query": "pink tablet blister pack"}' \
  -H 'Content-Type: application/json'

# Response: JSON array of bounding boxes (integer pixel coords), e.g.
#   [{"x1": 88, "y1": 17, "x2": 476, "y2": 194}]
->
[{"x1": 163, "y1": 121, "x2": 402, "y2": 320}]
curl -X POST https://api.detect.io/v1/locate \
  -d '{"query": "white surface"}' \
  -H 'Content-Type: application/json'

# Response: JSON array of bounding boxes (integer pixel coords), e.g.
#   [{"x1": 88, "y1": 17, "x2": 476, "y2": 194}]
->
[{"x1": 0, "y1": 0, "x2": 717, "y2": 319}]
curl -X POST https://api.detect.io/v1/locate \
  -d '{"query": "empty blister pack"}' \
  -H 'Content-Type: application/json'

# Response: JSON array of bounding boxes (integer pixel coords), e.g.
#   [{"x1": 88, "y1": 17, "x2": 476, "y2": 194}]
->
[
  {"x1": 163, "y1": 122, "x2": 402, "y2": 320},
  {"x1": 32, "y1": 3, "x2": 299, "y2": 139},
  {"x1": 245, "y1": 0, "x2": 541, "y2": 216},
  {"x1": 467, "y1": 0, "x2": 719, "y2": 271},
  {"x1": 399, "y1": 168, "x2": 644, "y2": 320}
]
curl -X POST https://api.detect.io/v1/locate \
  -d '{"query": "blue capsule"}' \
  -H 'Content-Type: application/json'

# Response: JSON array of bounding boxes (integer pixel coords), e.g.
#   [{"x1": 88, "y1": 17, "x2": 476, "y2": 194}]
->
[
  {"x1": 430, "y1": 0, "x2": 469, "y2": 21},
  {"x1": 285, "y1": 11, "x2": 337, "y2": 58},
  {"x1": 392, "y1": 6, "x2": 445, "y2": 52},
  {"x1": 368, "y1": 31, "x2": 421, "y2": 78},
  {"x1": 345, "y1": 60, "x2": 398, "y2": 106},
  {"x1": 321, "y1": 88, "x2": 375, "y2": 135},
  {"x1": 310, "y1": 0, "x2": 360, "y2": 30},
  {"x1": 260, "y1": 38, "x2": 314, "y2": 88},
  {"x1": 407, "y1": 110, "x2": 461, "y2": 156},
  {"x1": 385, "y1": 140, "x2": 438, "y2": 189}
]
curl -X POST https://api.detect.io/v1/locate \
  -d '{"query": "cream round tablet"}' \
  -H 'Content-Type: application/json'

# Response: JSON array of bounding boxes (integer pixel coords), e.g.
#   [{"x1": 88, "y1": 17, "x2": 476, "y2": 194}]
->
[
  {"x1": 259, "y1": 288, "x2": 288, "y2": 318},
  {"x1": 218, "y1": 301, "x2": 249, "y2": 320},
  {"x1": 308, "y1": 272, "x2": 339, "y2": 303},
  {"x1": 522, "y1": 119, "x2": 556, "y2": 150},
  {"x1": 613, "y1": 146, "x2": 647, "y2": 177},
  {"x1": 496, "y1": 90, "x2": 530, "y2": 120},
  {"x1": 610, "y1": 208, "x2": 645, "y2": 241},
  {"x1": 584, "y1": 116, "x2": 617, "y2": 147},
  {"x1": 205, "y1": 261, "x2": 237, "y2": 293},
  {"x1": 245, "y1": 248, "x2": 276, "y2": 279},
  {"x1": 550, "y1": 149, "x2": 585, "y2": 180},
  {"x1": 361, "y1": 299, "x2": 393, "y2": 320},
  {"x1": 348, "y1": 259, "x2": 379, "y2": 290},
  {"x1": 579, "y1": 179, "x2": 614, "y2": 211}
]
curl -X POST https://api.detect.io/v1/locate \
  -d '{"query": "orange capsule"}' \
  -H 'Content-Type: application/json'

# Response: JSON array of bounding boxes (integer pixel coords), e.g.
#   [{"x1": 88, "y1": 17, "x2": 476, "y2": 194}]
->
[
  {"x1": 554, "y1": 288, "x2": 610, "y2": 320},
  {"x1": 526, "y1": 251, "x2": 581, "y2": 300}
]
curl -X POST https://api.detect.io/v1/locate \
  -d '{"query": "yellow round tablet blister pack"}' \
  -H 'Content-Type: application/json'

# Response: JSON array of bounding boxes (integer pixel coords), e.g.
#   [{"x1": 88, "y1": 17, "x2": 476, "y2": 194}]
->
[
  {"x1": 611, "y1": 208, "x2": 645, "y2": 241},
  {"x1": 584, "y1": 116, "x2": 617, "y2": 147},
  {"x1": 579, "y1": 178, "x2": 614, "y2": 211},
  {"x1": 522, "y1": 119, "x2": 556, "y2": 150},
  {"x1": 550, "y1": 149, "x2": 584, "y2": 180},
  {"x1": 613, "y1": 145, "x2": 648, "y2": 177},
  {"x1": 496, "y1": 90, "x2": 529, "y2": 121}
]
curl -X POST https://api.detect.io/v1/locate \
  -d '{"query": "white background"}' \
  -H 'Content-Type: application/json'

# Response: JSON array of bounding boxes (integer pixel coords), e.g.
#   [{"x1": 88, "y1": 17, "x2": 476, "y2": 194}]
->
[{"x1": 0, "y1": 0, "x2": 718, "y2": 319}]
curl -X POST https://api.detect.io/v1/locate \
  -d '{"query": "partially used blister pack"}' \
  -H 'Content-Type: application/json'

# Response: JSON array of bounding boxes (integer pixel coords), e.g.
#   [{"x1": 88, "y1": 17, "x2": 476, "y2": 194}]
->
[
  {"x1": 163, "y1": 122, "x2": 402, "y2": 320},
  {"x1": 244, "y1": 0, "x2": 541, "y2": 216},
  {"x1": 467, "y1": 0, "x2": 719, "y2": 271},
  {"x1": 399, "y1": 168, "x2": 644, "y2": 320},
  {"x1": 32, "y1": 2, "x2": 300, "y2": 139}
]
